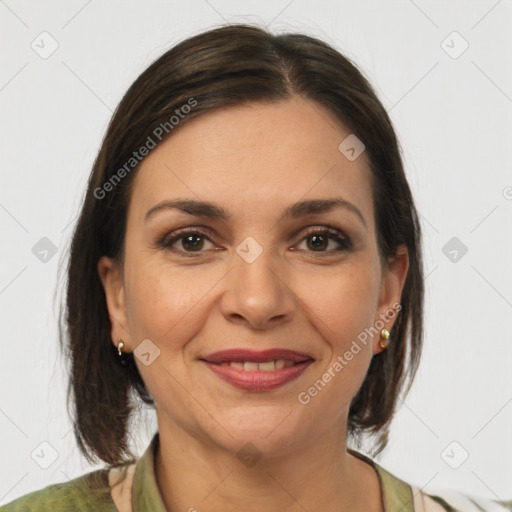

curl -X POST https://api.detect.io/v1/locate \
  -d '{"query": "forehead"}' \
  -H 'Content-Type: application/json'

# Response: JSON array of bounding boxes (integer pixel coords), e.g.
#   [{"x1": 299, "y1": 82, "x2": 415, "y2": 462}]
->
[{"x1": 129, "y1": 97, "x2": 374, "y2": 226}]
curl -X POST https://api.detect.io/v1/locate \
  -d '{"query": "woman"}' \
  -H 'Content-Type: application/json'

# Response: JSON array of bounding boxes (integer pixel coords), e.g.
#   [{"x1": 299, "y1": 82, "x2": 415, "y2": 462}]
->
[{"x1": 1, "y1": 24, "x2": 509, "y2": 512}]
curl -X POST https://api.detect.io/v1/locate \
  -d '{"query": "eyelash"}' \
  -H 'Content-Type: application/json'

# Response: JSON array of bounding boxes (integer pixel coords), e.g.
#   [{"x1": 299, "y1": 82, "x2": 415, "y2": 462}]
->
[{"x1": 157, "y1": 226, "x2": 352, "y2": 258}]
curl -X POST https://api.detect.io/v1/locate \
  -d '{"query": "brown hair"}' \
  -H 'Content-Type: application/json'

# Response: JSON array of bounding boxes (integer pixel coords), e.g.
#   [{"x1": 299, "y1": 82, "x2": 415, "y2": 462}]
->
[{"x1": 60, "y1": 23, "x2": 423, "y2": 470}]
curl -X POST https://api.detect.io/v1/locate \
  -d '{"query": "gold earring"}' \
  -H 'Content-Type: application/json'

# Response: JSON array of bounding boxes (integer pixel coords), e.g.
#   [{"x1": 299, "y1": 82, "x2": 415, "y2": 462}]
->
[
  {"x1": 379, "y1": 328, "x2": 390, "y2": 349},
  {"x1": 116, "y1": 339, "x2": 130, "y2": 366}
]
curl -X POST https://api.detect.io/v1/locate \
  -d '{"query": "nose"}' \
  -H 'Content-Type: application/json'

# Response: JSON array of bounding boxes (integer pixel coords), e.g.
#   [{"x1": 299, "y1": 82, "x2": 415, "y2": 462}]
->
[{"x1": 219, "y1": 246, "x2": 296, "y2": 330}]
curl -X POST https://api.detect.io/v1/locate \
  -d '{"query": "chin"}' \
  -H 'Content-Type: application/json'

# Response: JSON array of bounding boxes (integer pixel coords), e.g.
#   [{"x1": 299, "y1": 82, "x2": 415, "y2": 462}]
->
[{"x1": 206, "y1": 406, "x2": 314, "y2": 458}]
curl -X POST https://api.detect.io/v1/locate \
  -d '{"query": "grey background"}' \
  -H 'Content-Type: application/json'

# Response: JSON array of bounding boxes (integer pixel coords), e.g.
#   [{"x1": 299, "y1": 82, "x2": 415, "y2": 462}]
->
[{"x1": 1, "y1": 0, "x2": 511, "y2": 505}]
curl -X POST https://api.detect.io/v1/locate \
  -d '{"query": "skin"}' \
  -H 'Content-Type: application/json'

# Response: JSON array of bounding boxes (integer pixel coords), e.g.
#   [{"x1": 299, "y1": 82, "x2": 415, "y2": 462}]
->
[{"x1": 98, "y1": 96, "x2": 409, "y2": 512}]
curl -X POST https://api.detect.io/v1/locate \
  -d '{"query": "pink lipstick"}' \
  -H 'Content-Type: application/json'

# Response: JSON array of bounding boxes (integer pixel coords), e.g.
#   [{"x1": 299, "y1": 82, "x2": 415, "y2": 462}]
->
[{"x1": 200, "y1": 348, "x2": 314, "y2": 391}]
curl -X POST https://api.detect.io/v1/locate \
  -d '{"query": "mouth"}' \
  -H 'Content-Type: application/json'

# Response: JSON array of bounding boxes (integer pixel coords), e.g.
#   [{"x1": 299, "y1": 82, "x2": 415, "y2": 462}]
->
[
  {"x1": 208, "y1": 359, "x2": 301, "y2": 371},
  {"x1": 199, "y1": 348, "x2": 315, "y2": 391}
]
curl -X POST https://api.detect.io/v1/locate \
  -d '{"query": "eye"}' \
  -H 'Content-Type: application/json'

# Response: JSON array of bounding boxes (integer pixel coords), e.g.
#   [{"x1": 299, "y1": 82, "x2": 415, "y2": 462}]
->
[
  {"x1": 294, "y1": 226, "x2": 352, "y2": 254},
  {"x1": 157, "y1": 228, "x2": 216, "y2": 256},
  {"x1": 157, "y1": 225, "x2": 352, "y2": 258}
]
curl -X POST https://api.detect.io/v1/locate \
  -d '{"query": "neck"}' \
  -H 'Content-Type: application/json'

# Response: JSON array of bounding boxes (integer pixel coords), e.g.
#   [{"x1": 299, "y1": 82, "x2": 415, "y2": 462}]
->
[{"x1": 154, "y1": 417, "x2": 383, "y2": 512}]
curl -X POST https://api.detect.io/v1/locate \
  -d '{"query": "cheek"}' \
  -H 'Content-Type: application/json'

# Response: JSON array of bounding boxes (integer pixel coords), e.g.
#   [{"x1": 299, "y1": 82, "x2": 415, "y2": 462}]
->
[
  {"x1": 292, "y1": 257, "x2": 380, "y2": 402},
  {"x1": 123, "y1": 255, "x2": 224, "y2": 346},
  {"x1": 122, "y1": 258, "x2": 223, "y2": 413},
  {"x1": 296, "y1": 259, "x2": 380, "y2": 347}
]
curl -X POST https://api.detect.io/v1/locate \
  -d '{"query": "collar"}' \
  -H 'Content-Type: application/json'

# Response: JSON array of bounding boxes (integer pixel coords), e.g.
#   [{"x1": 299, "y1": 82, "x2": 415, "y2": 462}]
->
[
  {"x1": 348, "y1": 447, "x2": 415, "y2": 512},
  {"x1": 131, "y1": 432, "x2": 167, "y2": 511},
  {"x1": 122, "y1": 433, "x2": 414, "y2": 512}
]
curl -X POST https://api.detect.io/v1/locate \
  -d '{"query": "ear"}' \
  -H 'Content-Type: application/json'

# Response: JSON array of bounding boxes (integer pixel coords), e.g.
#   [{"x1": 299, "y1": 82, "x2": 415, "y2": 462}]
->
[
  {"x1": 97, "y1": 256, "x2": 131, "y2": 353},
  {"x1": 373, "y1": 244, "x2": 409, "y2": 354}
]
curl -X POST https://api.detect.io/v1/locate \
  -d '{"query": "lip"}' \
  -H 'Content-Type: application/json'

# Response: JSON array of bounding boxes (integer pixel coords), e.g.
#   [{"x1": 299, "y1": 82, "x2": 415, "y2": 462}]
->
[
  {"x1": 201, "y1": 348, "x2": 314, "y2": 364},
  {"x1": 199, "y1": 348, "x2": 315, "y2": 392}
]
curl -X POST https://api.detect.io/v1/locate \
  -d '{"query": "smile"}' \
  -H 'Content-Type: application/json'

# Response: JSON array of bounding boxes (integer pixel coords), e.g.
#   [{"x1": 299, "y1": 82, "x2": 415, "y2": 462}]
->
[
  {"x1": 215, "y1": 359, "x2": 297, "y2": 371},
  {"x1": 200, "y1": 348, "x2": 315, "y2": 391}
]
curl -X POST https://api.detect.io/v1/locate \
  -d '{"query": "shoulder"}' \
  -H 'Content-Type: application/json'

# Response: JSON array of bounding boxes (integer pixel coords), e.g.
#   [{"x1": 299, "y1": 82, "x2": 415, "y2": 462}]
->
[
  {"x1": 0, "y1": 468, "x2": 117, "y2": 512},
  {"x1": 412, "y1": 486, "x2": 512, "y2": 512},
  {"x1": 365, "y1": 454, "x2": 511, "y2": 512}
]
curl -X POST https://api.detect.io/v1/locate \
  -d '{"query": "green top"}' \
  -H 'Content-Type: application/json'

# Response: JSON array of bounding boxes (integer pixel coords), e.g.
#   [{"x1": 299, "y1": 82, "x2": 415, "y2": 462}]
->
[{"x1": 1, "y1": 433, "x2": 510, "y2": 511}]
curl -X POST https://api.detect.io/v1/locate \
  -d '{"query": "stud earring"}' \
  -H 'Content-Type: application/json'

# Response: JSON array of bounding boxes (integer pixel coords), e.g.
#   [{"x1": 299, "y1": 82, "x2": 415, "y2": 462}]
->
[
  {"x1": 379, "y1": 328, "x2": 390, "y2": 350},
  {"x1": 116, "y1": 339, "x2": 130, "y2": 365}
]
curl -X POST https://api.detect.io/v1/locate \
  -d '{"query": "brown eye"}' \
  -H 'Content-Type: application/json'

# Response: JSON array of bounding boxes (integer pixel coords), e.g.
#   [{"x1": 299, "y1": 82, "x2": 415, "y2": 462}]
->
[
  {"x1": 158, "y1": 228, "x2": 216, "y2": 256},
  {"x1": 181, "y1": 234, "x2": 205, "y2": 251},
  {"x1": 296, "y1": 227, "x2": 352, "y2": 253},
  {"x1": 306, "y1": 233, "x2": 329, "y2": 251}
]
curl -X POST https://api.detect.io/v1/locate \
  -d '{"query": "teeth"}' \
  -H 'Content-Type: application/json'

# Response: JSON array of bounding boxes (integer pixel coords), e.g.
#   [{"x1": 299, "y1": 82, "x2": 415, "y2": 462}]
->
[
  {"x1": 258, "y1": 361, "x2": 275, "y2": 371},
  {"x1": 221, "y1": 359, "x2": 297, "y2": 371}
]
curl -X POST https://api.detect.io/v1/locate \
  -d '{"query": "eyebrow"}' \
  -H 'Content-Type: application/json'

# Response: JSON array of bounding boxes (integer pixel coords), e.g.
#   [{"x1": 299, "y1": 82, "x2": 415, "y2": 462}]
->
[{"x1": 144, "y1": 197, "x2": 367, "y2": 229}]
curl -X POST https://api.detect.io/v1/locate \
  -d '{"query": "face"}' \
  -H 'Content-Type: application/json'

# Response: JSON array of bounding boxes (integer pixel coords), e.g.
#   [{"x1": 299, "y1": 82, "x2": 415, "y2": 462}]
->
[{"x1": 99, "y1": 96, "x2": 408, "y2": 457}]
